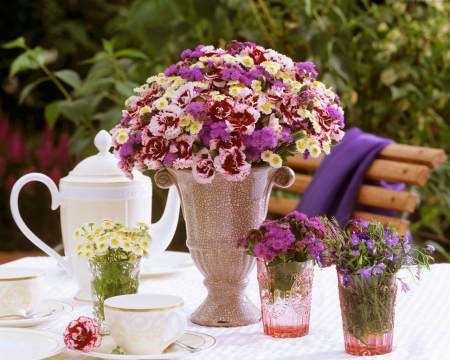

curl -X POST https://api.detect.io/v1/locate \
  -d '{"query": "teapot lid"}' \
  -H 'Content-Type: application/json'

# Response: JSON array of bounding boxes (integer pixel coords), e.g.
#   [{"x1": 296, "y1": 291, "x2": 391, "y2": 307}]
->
[{"x1": 60, "y1": 130, "x2": 148, "y2": 183}]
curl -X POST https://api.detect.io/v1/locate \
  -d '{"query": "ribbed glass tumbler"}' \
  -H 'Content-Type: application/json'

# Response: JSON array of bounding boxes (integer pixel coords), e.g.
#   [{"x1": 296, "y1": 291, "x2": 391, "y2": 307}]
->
[
  {"x1": 257, "y1": 259, "x2": 314, "y2": 338},
  {"x1": 337, "y1": 272, "x2": 397, "y2": 356}
]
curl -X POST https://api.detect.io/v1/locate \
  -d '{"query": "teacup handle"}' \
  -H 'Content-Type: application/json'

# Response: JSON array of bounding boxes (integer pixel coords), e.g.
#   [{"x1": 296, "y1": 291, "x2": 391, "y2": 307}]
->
[
  {"x1": 9, "y1": 173, "x2": 73, "y2": 277},
  {"x1": 162, "y1": 310, "x2": 187, "y2": 349}
]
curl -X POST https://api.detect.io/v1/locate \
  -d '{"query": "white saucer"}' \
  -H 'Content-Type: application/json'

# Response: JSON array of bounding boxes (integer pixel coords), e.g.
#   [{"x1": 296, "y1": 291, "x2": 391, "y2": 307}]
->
[
  {"x1": 66, "y1": 330, "x2": 216, "y2": 359},
  {"x1": 0, "y1": 299, "x2": 73, "y2": 328},
  {"x1": 140, "y1": 251, "x2": 194, "y2": 277},
  {"x1": 0, "y1": 328, "x2": 65, "y2": 359}
]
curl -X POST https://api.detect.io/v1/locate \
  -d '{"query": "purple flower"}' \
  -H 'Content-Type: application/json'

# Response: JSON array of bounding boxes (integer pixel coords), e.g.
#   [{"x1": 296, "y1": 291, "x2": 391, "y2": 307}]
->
[
  {"x1": 164, "y1": 64, "x2": 179, "y2": 77},
  {"x1": 295, "y1": 62, "x2": 318, "y2": 80},
  {"x1": 185, "y1": 102, "x2": 206, "y2": 120},
  {"x1": 163, "y1": 152, "x2": 177, "y2": 167},
  {"x1": 350, "y1": 234, "x2": 360, "y2": 246},
  {"x1": 326, "y1": 105, "x2": 344, "y2": 128},
  {"x1": 356, "y1": 266, "x2": 372, "y2": 279},
  {"x1": 251, "y1": 127, "x2": 278, "y2": 150},
  {"x1": 220, "y1": 68, "x2": 242, "y2": 81},
  {"x1": 386, "y1": 236, "x2": 399, "y2": 247},
  {"x1": 179, "y1": 67, "x2": 204, "y2": 81},
  {"x1": 180, "y1": 49, "x2": 193, "y2": 60},
  {"x1": 120, "y1": 116, "x2": 131, "y2": 126},
  {"x1": 349, "y1": 250, "x2": 360, "y2": 256},
  {"x1": 372, "y1": 262, "x2": 386, "y2": 275},
  {"x1": 425, "y1": 245, "x2": 435, "y2": 252},
  {"x1": 399, "y1": 279, "x2": 410, "y2": 293},
  {"x1": 365, "y1": 240, "x2": 375, "y2": 251},
  {"x1": 119, "y1": 139, "x2": 134, "y2": 159},
  {"x1": 210, "y1": 122, "x2": 230, "y2": 140}
]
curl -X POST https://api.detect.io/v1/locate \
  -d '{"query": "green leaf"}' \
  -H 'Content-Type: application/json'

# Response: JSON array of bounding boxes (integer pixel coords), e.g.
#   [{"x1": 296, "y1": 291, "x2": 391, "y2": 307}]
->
[
  {"x1": 45, "y1": 101, "x2": 61, "y2": 128},
  {"x1": 115, "y1": 81, "x2": 139, "y2": 98},
  {"x1": 74, "y1": 78, "x2": 116, "y2": 97},
  {"x1": 9, "y1": 47, "x2": 45, "y2": 77},
  {"x1": 331, "y1": 5, "x2": 347, "y2": 24},
  {"x1": 78, "y1": 54, "x2": 111, "y2": 65},
  {"x1": 2, "y1": 36, "x2": 26, "y2": 49},
  {"x1": 54, "y1": 70, "x2": 81, "y2": 90},
  {"x1": 18, "y1": 77, "x2": 50, "y2": 104},
  {"x1": 58, "y1": 95, "x2": 103, "y2": 125},
  {"x1": 114, "y1": 49, "x2": 148, "y2": 60},
  {"x1": 102, "y1": 38, "x2": 114, "y2": 54}
]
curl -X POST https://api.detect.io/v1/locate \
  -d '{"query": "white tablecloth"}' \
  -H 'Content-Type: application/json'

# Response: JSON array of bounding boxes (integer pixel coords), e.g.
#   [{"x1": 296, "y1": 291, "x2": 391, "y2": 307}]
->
[{"x1": 1, "y1": 256, "x2": 449, "y2": 360}]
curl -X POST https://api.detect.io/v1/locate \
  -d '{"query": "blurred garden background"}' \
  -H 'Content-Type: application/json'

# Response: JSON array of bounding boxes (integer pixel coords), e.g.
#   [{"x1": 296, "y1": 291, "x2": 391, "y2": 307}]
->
[{"x1": 0, "y1": 0, "x2": 449, "y2": 261}]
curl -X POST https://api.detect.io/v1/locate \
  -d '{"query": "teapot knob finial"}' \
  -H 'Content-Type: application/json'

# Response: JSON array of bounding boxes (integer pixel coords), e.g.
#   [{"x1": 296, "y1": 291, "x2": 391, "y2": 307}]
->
[{"x1": 94, "y1": 130, "x2": 112, "y2": 153}]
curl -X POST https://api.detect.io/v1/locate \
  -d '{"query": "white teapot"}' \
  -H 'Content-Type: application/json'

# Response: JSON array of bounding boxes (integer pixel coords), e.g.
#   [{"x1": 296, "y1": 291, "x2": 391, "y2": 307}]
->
[{"x1": 10, "y1": 130, "x2": 180, "y2": 301}]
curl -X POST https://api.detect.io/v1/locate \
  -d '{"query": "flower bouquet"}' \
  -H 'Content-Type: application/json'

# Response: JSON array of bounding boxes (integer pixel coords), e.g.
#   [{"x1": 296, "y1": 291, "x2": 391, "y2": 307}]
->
[
  {"x1": 327, "y1": 218, "x2": 434, "y2": 355},
  {"x1": 75, "y1": 219, "x2": 151, "y2": 334},
  {"x1": 108, "y1": 40, "x2": 345, "y2": 327},
  {"x1": 110, "y1": 40, "x2": 345, "y2": 183},
  {"x1": 237, "y1": 211, "x2": 336, "y2": 337}
]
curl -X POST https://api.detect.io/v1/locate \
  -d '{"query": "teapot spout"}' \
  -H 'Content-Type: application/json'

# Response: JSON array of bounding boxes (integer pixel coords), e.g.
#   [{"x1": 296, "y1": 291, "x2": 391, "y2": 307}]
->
[{"x1": 148, "y1": 186, "x2": 180, "y2": 260}]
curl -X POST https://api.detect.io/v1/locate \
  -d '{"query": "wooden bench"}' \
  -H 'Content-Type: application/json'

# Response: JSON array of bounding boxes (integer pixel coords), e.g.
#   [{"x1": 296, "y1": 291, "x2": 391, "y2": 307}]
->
[{"x1": 268, "y1": 144, "x2": 447, "y2": 235}]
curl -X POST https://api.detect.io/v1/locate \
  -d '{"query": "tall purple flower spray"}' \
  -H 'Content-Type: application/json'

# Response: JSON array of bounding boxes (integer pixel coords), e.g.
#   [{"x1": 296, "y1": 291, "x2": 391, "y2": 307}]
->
[{"x1": 327, "y1": 218, "x2": 434, "y2": 291}]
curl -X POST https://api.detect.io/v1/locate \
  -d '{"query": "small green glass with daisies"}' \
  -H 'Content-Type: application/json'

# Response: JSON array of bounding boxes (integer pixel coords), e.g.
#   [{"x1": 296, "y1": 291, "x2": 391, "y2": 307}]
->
[{"x1": 75, "y1": 219, "x2": 151, "y2": 334}]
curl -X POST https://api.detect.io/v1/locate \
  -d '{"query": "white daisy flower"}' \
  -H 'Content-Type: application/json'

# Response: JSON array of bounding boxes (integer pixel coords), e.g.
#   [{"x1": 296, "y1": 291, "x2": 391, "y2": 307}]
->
[
  {"x1": 146, "y1": 75, "x2": 158, "y2": 84},
  {"x1": 305, "y1": 137, "x2": 319, "y2": 149},
  {"x1": 323, "y1": 142, "x2": 331, "y2": 155},
  {"x1": 229, "y1": 86, "x2": 242, "y2": 97},
  {"x1": 269, "y1": 154, "x2": 282, "y2": 168},
  {"x1": 132, "y1": 245, "x2": 144, "y2": 256},
  {"x1": 261, "y1": 61, "x2": 281, "y2": 76},
  {"x1": 260, "y1": 102, "x2": 273, "y2": 115},
  {"x1": 115, "y1": 129, "x2": 129, "y2": 145},
  {"x1": 227, "y1": 80, "x2": 240, "y2": 86},
  {"x1": 153, "y1": 98, "x2": 168, "y2": 110},
  {"x1": 189, "y1": 121, "x2": 203, "y2": 134},
  {"x1": 240, "y1": 56, "x2": 254, "y2": 68},
  {"x1": 251, "y1": 80, "x2": 262, "y2": 92},
  {"x1": 108, "y1": 236, "x2": 120, "y2": 249},
  {"x1": 133, "y1": 83, "x2": 148, "y2": 94},
  {"x1": 261, "y1": 150, "x2": 273, "y2": 162},
  {"x1": 298, "y1": 108, "x2": 310, "y2": 118},
  {"x1": 211, "y1": 92, "x2": 226, "y2": 101},
  {"x1": 309, "y1": 145, "x2": 321, "y2": 158},
  {"x1": 101, "y1": 219, "x2": 115, "y2": 229},
  {"x1": 222, "y1": 54, "x2": 237, "y2": 63},
  {"x1": 312, "y1": 121, "x2": 322, "y2": 133},
  {"x1": 296, "y1": 138, "x2": 307, "y2": 153},
  {"x1": 180, "y1": 114, "x2": 193, "y2": 127}
]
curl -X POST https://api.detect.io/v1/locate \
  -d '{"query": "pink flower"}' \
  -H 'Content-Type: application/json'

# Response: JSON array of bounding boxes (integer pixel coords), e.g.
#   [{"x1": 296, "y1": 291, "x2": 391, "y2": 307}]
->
[
  {"x1": 214, "y1": 146, "x2": 251, "y2": 181},
  {"x1": 171, "y1": 83, "x2": 198, "y2": 108},
  {"x1": 170, "y1": 134, "x2": 194, "y2": 170},
  {"x1": 225, "y1": 104, "x2": 259, "y2": 135},
  {"x1": 149, "y1": 104, "x2": 182, "y2": 139},
  {"x1": 192, "y1": 148, "x2": 215, "y2": 184},
  {"x1": 63, "y1": 316, "x2": 102, "y2": 352}
]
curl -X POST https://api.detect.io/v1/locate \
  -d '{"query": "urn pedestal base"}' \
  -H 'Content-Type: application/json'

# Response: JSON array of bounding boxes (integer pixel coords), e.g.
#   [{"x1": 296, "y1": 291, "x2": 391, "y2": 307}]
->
[{"x1": 190, "y1": 279, "x2": 260, "y2": 327}]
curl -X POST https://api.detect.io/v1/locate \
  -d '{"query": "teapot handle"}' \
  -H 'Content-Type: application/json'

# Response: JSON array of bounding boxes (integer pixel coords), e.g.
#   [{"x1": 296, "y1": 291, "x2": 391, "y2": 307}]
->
[{"x1": 9, "y1": 173, "x2": 73, "y2": 277}]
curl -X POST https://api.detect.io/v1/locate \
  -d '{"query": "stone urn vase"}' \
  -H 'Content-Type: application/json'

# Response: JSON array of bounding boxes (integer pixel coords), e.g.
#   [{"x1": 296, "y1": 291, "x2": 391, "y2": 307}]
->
[{"x1": 155, "y1": 165, "x2": 294, "y2": 327}]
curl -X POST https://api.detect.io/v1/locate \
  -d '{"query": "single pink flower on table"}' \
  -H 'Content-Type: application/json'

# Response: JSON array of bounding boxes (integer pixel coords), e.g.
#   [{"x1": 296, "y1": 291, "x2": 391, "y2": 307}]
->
[{"x1": 63, "y1": 316, "x2": 102, "y2": 352}]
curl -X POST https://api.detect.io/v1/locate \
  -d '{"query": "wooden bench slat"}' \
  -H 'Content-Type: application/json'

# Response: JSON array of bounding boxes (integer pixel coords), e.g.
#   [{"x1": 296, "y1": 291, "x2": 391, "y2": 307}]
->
[
  {"x1": 378, "y1": 144, "x2": 447, "y2": 169},
  {"x1": 352, "y1": 211, "x2": 410, "y2": 236},
  {"x1": 365, "y1": 159, "x2": 430, "y2": 187},
  {"x1": 355, "y1": 185, "x2": 418, "y2": 213},
  {"x1": 268, "y1": 197, "x2": 297, "y2": 216}
]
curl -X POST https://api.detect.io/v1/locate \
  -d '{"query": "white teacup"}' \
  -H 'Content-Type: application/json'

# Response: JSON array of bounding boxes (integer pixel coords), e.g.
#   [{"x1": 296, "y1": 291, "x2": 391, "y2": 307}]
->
[
  {"x1": 104, "y1": 293, "x2": 187, "y2": 355},
  {"x1": 0, "y1": 267, "x2": 45, "y2": 316}
]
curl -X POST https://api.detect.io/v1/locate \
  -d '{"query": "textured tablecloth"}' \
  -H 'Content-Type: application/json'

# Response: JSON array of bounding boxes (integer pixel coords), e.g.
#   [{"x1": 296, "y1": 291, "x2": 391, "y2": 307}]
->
[{"x1": 1, "y1": 256, "x2": 449, "y2": 360}]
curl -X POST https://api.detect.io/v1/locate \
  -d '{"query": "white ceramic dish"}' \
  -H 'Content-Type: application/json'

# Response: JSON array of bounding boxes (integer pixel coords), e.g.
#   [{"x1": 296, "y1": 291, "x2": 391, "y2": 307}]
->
[
  {"x1": 0, "y1": 300, "x2": 73, "y2": 328},
  {"x1": 0, "y1": 327, "x2": 65, "y2": 360},
  {"x1": 140, "y1": 251, "x2": 193, "y2": 276},
  {"x1": 66, "y1": 330, "x2": 216, "y2": 359}
]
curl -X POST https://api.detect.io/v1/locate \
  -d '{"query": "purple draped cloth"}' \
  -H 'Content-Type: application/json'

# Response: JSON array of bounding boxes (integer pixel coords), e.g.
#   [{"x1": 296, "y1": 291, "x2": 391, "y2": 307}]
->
[{"x1": 295, "y1": 128, "x2": 405, "y2": 227}]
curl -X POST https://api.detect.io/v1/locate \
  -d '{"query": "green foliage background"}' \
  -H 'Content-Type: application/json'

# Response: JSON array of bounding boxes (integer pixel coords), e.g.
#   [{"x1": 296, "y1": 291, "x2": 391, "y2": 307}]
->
[{"x1": 1, "y1": 0, "x2": 449, "y2": 257}]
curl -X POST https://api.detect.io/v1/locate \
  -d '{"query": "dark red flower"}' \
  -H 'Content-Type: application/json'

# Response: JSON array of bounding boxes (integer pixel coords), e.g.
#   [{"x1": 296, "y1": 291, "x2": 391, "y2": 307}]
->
[{"x1": 63, "y1": 316, "x2": 102, "y2": 352}]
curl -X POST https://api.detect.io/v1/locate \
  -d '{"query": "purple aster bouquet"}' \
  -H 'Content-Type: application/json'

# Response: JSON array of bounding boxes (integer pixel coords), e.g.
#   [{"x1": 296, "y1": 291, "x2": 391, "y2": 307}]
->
[
  {"x1": 327, "y1": 217, "x2": 434, "y2": 345},
  {"x1": 237, "y1": 211, "x2": 337, "y2": 292},
  {"x1": 237, "y1": 211, "x2": 337, "y2": 267},
  {"x1": 110, "y1": 40, "x2": 344, "y2": 183}
]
